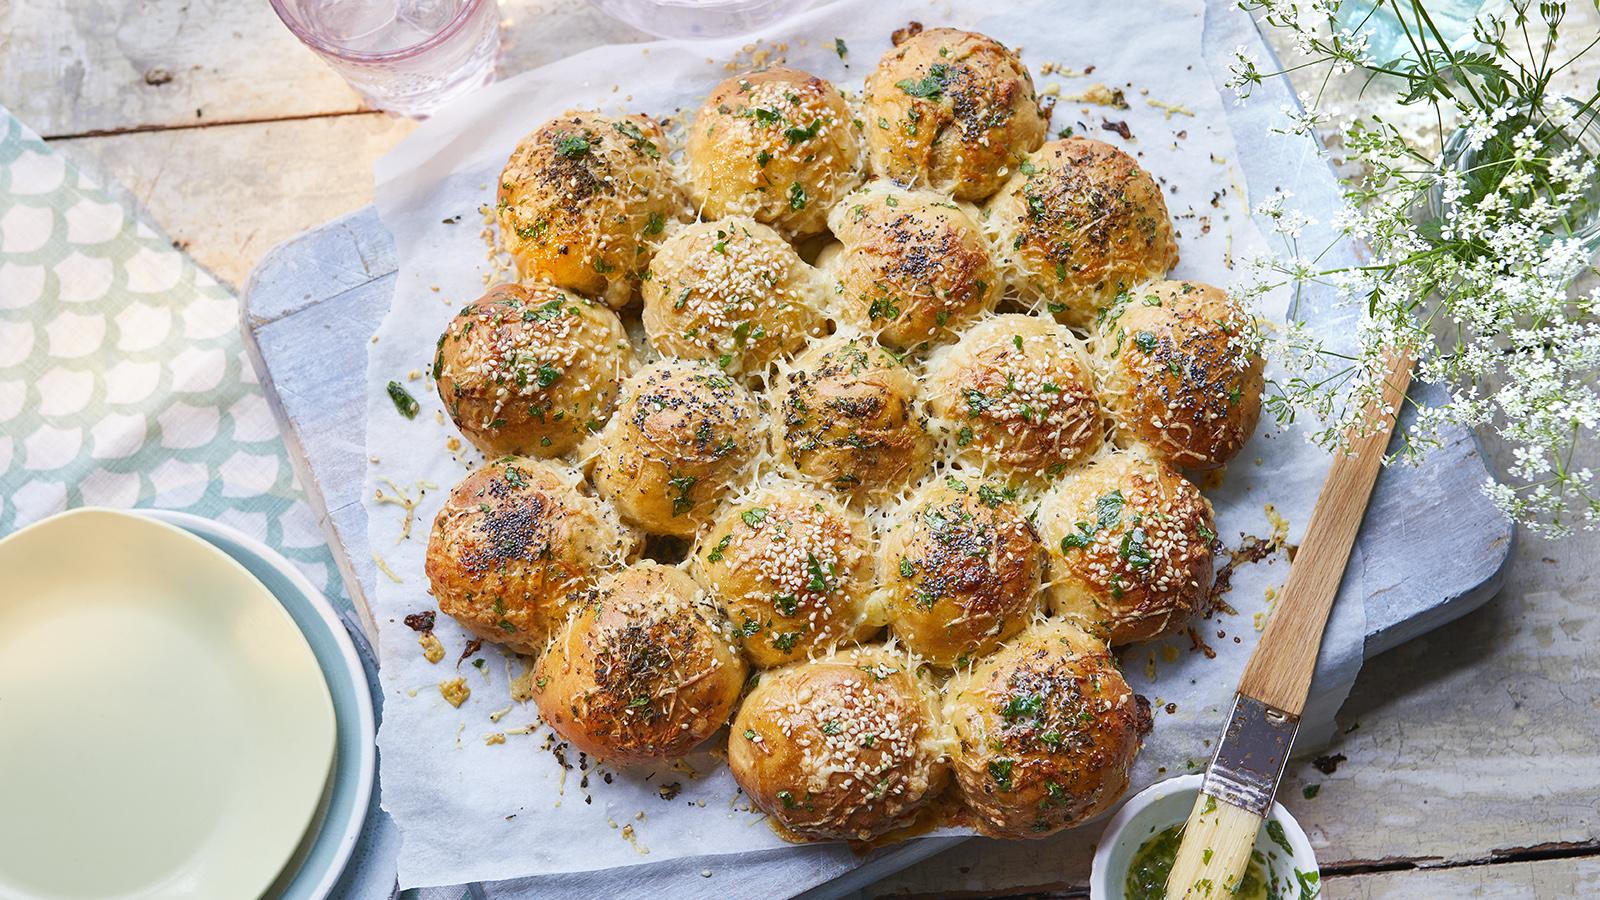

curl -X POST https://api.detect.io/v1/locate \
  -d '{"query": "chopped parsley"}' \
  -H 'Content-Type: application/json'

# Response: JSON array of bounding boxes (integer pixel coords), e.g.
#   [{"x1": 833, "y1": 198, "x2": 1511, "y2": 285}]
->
[
  {"x1": 386, "y1": 381, "x2": 419, "y2": 419},
  {"x1": 788, "y1": 181, "x2": 808, "y2": 211},
  {"x1": 896, "y1": 63, "x2": 951, "y2": 99},
  {"x1": 988, "y1": 758, "x2": 1016, "y2": 792},
  {"x1": 553, "y1": 133, "x2": 590, "y2": 158}
]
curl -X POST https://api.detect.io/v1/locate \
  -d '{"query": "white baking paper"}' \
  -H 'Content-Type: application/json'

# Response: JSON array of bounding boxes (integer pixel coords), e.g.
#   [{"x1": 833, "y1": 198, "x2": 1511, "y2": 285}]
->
[{"x1": 363, "y1": 0, "x2": 1367, "y2": 889}]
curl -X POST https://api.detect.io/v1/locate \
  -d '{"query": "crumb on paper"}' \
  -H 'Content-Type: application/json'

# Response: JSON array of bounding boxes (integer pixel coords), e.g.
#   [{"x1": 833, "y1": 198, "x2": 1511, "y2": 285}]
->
[
  {"x1": 620, "y1": 823, "x2": 650, "y2": 855},
  {"x1": 419, "y1": 632, "x2": 445, "y2": 663},
  {"x1": 1063, "y1": 83, "x2": 1126, "y2": 108},
  {"x1": 372, "y1": 551, "x2": 403, "y2": 583},
  {"x1": 447, "y1": 436, "x2": 462, "y2": 452},
  {"x1": 440, "y1": 677, "x2": 471, "y2": 708},
  {"x1": 489, "y1": 704, "x2": 514, "y2": 723},
  {"x1": 407, "y1": 369, "x2": 422, "y2": 380},
  {"x1": 1147, "y1": 97, "x2": 1194, "y2": 119},
  {"x1": 485, "y1": 732, "x2": 507, "y2": 746}
]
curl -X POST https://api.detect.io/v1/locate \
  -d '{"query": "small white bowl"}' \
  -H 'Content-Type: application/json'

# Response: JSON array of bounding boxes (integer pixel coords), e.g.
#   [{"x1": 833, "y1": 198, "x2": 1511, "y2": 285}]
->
[{"x1": 1090, "y1": 774, "x2": 1319, "y2": 899}]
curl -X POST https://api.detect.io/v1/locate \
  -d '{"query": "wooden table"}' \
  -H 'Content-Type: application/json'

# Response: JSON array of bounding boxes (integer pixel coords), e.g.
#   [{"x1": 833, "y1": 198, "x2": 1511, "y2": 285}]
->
[{"x1": 8, "y1": 2, "x2": 1598, "y2": 895}]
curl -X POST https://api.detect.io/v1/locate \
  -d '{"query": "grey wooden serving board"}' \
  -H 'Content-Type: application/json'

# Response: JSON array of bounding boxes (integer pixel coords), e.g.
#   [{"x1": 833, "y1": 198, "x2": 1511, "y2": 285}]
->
[{"x1": 240, "y1": 201, "x2": 1514, "y2": 899}]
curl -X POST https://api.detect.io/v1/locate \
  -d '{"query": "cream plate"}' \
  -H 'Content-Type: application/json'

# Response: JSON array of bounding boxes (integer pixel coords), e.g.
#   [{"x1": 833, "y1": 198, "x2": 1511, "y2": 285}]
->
[{"x1": 0, "y1": 508, "x2": 336, "y2": 900}]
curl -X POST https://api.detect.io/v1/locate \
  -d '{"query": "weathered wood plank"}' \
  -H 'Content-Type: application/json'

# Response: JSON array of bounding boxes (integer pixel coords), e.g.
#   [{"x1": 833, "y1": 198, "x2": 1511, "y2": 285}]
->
[
  {"x1": 1325, "y1": 855, "x2": 1600, "y2": 899},
  {"x1": 0, "y1": 0, "x2": 648, "y2": 138},
  {"x1": 50, "y1": 114, "x2": 413, "y2": 287}
]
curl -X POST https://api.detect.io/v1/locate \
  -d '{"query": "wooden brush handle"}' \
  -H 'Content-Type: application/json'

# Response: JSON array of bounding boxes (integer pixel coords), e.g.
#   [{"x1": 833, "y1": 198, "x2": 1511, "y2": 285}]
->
[{"x1": 1238, "y1": 352, "x2": 1415, "y2": 715}]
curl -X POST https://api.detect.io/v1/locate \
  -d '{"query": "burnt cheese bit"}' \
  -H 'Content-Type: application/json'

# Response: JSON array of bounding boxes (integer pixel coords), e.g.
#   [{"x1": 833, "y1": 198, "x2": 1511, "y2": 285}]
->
[
  {"x1": 926, "y1": 313, "x2": 1104, "y2": 483},
  {"x1": 1096, "y1": 280, "x2": 1264, "y2": 471},
  {"x1": 862, "y1": 28, "x2": 1048, "y2": 202},
  {"x1": 944, "y1": 621, "x2": 1150, "y2": 838},
  {"x1": 425, "y1": 458, "x2": 635, "y2": 655},
  {"x1": 985, "y1": 137, "x2": 1178, "y2": 329},
  {"x1": 768, "y1": 336, "x2": 933, "y2": 504},
  {"x1": 728, "y1": 647, "x2": 949, "y2": 841},
  {"x1": 693, "y1": 485, "x2": 881, "y2": 667},
  {"x1": 497, "y1": 110, "x2": 683, "y2": 308},
  {"x1": 642, "y1": 217, "x2": 829, "y2": 379},
  {"x1": 1037, "y1": 451, "x2": 1216, "y2": 646},
  {"x1": 594, "y1": 359, "x2": 762, "y2": 538},
  {"x1": 533, "y1": 563, "x2": 747, "y2": 765},
  {"x1": 434, "y1": 282, "x2": 637, "y2": 459},
  {"x1": 880, "y1": 477, "x2": 1045, "y2": 667},
  {"x1": 686, "y1": 68, "x2": 864, "y2": 239},
  {"x1": 825, "y1": 183, "x2": 1000, "y2": 349}
]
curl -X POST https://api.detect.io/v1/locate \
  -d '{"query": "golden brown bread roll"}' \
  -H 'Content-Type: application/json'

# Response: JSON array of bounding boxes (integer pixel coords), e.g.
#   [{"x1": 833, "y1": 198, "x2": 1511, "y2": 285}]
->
[
  {"x1": 767, "y1": 335, "x2": 934, "y2": 504},
  {"x1": 943, "y1": 620, "x2": 1152, "y2": 838},
  {"x1": 1035, "y1": 451, "x2": 1215, "y2": 645},
  {"x1": 862, "y1": 28, "x2": 1048, "y2": 201},
  {"x1": 987, "y1": 137, "x2": 1178, "y2": 328},
  {"x1": 692, "y1": 483, "x2": 882, "y2": 667},
  {"x1": 728, "y1": 646, "x2": 949, "y2": 841},
  {"x1": 879, "y1": 474, "x2": 1046, "y2": 667},
  {"x1": 1095, "y1": 280, "x2": 1264, "y2": 471},
  {"x1": 824, "y1": 182, "x2": 999, "y2": 349},
  {"x1": 497, "y1": 111, "x2": 684, "y2": 307},
  {"x1": 925, "y1": 313, "x2": 1103, "y2": 482},
  {"x1": 592, "y1": 359, "x2": 763, "y2": 537},
  {"x1": 686, "y1": 68, "x2": 863, "y2": 238},
  {"x1": 425, "y1": 458, "x2": 636, "y2": 654},
  {"x1": 641, "y1": 217, "x2": 829, "y2": 379},
  {"x1": 533, "y1": 563, "x2": 747, "y2": 764},
  {"x1": 434, "y1": 283, "x2": 637, "y2": 459}
]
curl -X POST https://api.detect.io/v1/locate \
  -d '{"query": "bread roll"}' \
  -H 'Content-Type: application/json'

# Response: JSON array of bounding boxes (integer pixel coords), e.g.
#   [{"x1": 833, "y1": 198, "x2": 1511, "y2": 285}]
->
[
  {"x1": 1095, "y1": 280, "x2": 1263, "y2": 471},
  {"x1": 533, "y1": 563, "x2": 747, "y2": 764},
  {"x1": 944, "y1": 620, "x2": 1151, "y2": 838},
  {"x1": 987, "y1": 137, "x2": 1178, "y2": 328},
  {"x1": 687, "y1": 68, "x2": 863, "y2": 238},
  {"x1": 925, "y1": 313, "x2": 1103, "y2": 482},
  {"x1": 592, "y1": 359, "x2": 763, "y2": 537},
  {"x1": 825, "y1": 182, "x2": 999, "y2": 349},
  {"x1": 434, "y1": 283, "x2": 636, "y2": 458},
  {"x1": 693, "y1": 484, "x2": 881, "y2": 667},
  {"x1": 862, "y1": 28, "x2": 1048, "y2": 201},
  {"x1": 642, "y1": 217, "x2": 829, "y2": 378},
  {"x1": 1035, "y1": 451, "x2": 1215, "y2": 645},
  {"x1": 880, "y1": 475, "x2": 1046, "y2": 666},
  {"x1": 426, "y1": 458, "x2": 636, "y2": 654},
  {"x1": 768, "y1": 335, "x2": 934, "y2": 504},
  {"x1": 728, "y1": 646, "x2": 949, "y2": 841},
  {"x1": 497, "y1": 111, "x2": 684, "y2": 307}
]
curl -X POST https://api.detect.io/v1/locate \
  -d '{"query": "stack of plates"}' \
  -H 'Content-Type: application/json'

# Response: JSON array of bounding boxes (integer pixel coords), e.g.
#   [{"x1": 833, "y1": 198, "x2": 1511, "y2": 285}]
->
[{"x1": 0, "y1": 508, "x2": 377, "y2": 899}]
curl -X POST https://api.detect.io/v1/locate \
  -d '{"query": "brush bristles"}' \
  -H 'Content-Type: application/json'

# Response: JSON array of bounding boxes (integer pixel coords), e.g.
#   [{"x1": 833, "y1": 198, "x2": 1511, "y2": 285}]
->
[{"x1": 1164, "y1": 793, "x2": 1262, "y2": 899}]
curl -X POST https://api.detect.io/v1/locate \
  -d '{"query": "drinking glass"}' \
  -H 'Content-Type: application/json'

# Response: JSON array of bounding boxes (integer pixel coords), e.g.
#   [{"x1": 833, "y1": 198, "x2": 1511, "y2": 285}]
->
[
  {"x1": 269, "y1": 0, "x2": 501, "y2": 117},
  {"x1": 1334, "y1": 0, "x2": 1508, "y2": 66}
]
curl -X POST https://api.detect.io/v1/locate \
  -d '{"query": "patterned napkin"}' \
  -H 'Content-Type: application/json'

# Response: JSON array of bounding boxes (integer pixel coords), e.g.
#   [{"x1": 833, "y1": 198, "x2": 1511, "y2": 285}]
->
[
  {"x1": 0, "y1": 104, "x2": 447, "y2": 898},
  {"x1": 0, "y1": 107, "x2": 340, "y2": 594}
]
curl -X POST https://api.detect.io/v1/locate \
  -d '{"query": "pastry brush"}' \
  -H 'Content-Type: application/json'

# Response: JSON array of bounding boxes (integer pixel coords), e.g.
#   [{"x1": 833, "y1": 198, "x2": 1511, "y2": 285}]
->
[{"x1": 1165, "y1": 352, "x2": 1414, "y2": 899}]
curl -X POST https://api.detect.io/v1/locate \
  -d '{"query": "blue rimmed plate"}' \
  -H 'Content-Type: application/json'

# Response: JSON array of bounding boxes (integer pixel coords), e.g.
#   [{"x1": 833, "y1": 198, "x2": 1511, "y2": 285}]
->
[
  {"x1": 0, "y1": 509, "x2": 336, "y2": 900},
  {"x1": 137, "y1": 509, "x2": 377, "y2": 900}
]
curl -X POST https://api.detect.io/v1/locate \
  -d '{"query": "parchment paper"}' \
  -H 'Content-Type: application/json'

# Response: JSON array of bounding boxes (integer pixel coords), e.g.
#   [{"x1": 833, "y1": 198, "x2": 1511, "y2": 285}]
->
[{"x1": 363, "y1": 0, "x2": 1366, "y2": 889}]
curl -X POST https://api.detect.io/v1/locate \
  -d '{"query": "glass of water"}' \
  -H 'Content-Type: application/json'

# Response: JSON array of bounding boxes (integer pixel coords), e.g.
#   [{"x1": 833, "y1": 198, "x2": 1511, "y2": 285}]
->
[{"x1": 269, "y1": 0, "x2": 501, "y2": 117}]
